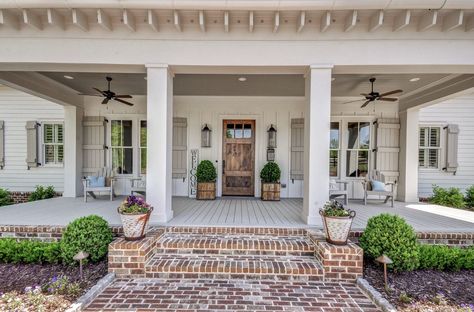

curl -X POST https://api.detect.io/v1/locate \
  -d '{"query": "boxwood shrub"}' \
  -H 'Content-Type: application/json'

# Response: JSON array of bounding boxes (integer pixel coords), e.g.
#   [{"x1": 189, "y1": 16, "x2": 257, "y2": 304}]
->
[
  {"x1": 60, "y1": 215, "x2": 113, "y2": 265},
  {"x1": 429, "y1": 185, "x2": 466, "y2": 208},
  {"x1": 418, "y1": 244, "x2": 474, "y2": 271},
  {"x1": 0, "y1": 188, "x2": 13, "y2": 207},
  {"x1": 28, "y1": 185, "x2": 56, "y2": 202},
  {"x1": 0, "y1": 239, "x2": 61, "y2": 264},
  {"x1": 196, "y1": 160, "x2": 217, "y2": 183},
  {"x1": 359, "y1": 213, "x2": 419, "y2": 271},
  {"x1": 260, "y1": 162, "x2": 281, "y2": 183}
]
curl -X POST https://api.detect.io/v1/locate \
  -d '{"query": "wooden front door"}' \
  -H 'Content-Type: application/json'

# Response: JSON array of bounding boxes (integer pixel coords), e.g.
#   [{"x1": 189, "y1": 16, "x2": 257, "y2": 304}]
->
[{"x1": 222, "y1": 120, "x2": 255, "y2": 196}]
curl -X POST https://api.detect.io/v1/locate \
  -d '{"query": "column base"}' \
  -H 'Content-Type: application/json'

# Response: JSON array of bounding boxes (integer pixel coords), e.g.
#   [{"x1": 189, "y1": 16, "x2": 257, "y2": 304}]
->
[
  {"x1": 303, "y1": 213, "x2": 321, "y2": 226},
  {"x1": 150, "y1": 210, "x2": 174, "y2": 223}
]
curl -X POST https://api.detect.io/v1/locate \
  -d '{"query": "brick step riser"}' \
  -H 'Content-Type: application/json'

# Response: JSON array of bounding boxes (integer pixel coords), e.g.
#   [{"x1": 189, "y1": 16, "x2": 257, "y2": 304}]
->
[
  {"x1": 144, "y1": 272, "x2": 324, "y2": 281},
  {"x1": 154, "y1": 248, "x2": 315, "y2": 257}
]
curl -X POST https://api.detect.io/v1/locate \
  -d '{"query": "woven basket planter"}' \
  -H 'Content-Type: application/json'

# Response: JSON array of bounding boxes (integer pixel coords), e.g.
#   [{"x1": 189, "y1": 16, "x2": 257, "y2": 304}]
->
[
  {"x1": 319, "y1": 209, "x2": 356, "y2": 245},
  {"x1": 118, "y1": 207, "x2": 153, "y2": 241},
  {"x1": 196, "y1": 182, "x2": 216, "y2": 200},
  {"x1": 261, "y1": 182, "x2": 280, "y2": 201}
]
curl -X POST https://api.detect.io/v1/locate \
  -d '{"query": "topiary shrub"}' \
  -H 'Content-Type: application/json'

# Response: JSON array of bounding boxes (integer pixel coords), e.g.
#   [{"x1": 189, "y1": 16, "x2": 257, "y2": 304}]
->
[
  {"x1": 260, "y1": 162, "x2": 281, "y2": 183},
  {"x1": 28, "y1": 185, "x2": 56, "y2": 202},
  {"x1": 359, "y1": 213, "x2": 419, "y2": 271},
  {"x1": 60, "y1": 215, "x2": 113, "y2": 265},
  {"x1": 465, "y1": 185, "x2": 474, "y2": 208},
  {"x1": 429, "y1": 185, "x2": 466, "y2": 208},
  {"x1": 196, "y1": 160, "x2": 217, "y2": 183},
  {"x1": 0, "y1": 188, "x2": 13, "y2": 207}
]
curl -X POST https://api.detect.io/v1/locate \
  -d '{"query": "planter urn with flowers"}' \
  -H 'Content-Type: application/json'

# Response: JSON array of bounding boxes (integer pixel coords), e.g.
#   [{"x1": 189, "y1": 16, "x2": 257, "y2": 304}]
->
[
  {"x1": 319, "y1": 200, "x2": 356, "y2": 245},
  {"x1": 118, "y1": 195, "x2": 153, "y2": 241}
]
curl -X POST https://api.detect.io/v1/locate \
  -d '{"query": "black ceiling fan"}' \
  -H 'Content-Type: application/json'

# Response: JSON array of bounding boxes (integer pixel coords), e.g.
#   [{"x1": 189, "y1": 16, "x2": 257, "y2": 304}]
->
[
  {"x1": 81, "y1": 76, "x2": 134, "y2": 106},
  {"x1": 343, "y1": 77, "x2": 403, "y2": 108}
]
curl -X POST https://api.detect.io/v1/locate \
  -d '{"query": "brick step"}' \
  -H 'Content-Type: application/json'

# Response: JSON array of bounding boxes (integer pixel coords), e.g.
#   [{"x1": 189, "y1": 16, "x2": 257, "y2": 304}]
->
[
  {"x1": 164, "y1": 226, "x2": 309, "y2": 236},
  {"x1": 145, "y1": 254, "x2": 324, "y2": 281},
  {"x1": 155, "y1": 233, "x2": 315, "y2": 256}
]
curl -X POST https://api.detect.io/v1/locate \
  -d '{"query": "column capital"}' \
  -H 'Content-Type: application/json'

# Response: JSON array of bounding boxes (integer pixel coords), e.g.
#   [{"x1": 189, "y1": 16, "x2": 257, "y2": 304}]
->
[
  {"x1": 309, "y1": 64, "x2": 334, "y2": 69},
  {"x1": 145, "y1": 63, "x2": 169, "y2": 68}
]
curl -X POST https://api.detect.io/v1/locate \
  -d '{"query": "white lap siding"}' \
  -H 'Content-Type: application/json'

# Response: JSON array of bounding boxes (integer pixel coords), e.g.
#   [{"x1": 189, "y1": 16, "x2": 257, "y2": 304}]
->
[
  {"x1": 418, "y1": 94, "x2": 474, "y2": 198},
  {"x1": 0, "y1": 86, "x2": 64, "y2": 192}
]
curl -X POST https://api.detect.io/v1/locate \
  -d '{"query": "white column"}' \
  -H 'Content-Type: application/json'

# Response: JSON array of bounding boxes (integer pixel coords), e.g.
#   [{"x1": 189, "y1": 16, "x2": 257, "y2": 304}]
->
[
  {"x1": 63, "y1": 106, "x2": 83, "y2": 197},
  {"x1": 398, "y1": 108, "x2": 419, "y2": 202},
  {"x1": 146, "y1": 64, "x2": 174, "y2": 223},
  {"x1": 302, "y1": 65, "x2": 333, "y2": 225}
]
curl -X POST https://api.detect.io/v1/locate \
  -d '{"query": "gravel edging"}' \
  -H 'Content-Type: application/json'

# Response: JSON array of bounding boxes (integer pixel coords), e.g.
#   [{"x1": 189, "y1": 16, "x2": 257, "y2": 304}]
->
[
  {"x1": 66, "y1": 272, "x2": 115, "y2": 312},
  {"x1": 357, "y1": 277, "x2": 397, "y2": 312}
]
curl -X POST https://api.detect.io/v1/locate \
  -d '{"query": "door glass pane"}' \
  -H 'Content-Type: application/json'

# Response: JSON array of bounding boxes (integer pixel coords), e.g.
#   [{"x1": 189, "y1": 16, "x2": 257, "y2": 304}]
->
[
  {"x1": 111, "y1": 121, "x2": 122, "y2": 146},
  {"x1": 140, "y1": 148, "x2": 147, "y2": 174},
  {"x1": 140, "y1": 121, "x2": 147, "y2": 147},
  {"x1": 112, "y1": 148, "x2": 123, "y2": 174},
  {"x1": 235, "y1": 124, "x2": 243, "y2": 138},
  {"x1": 243, "y1": 124, "x2": 252, "y2": 138},
  {"x1": 330, "y1": 122, "x2": 339, "y2": 149},
  {"x1": 122, "y1": 120, "x2": 133, "y2": 147},
  {"x1": 359, "y1": 122, "x2": 370, "y2": 149},
  {"x1": 123, "y1": 148, "x2": 133, "y2": 174},
  {"x1": 347, "y1": 122, "x2": 359, "y2": 149},
  {"x1": 358, "y1": 150, "x2": 369, "y2": 177},
  {"x1": 329, "y1": 150, "x2": 338, "y2": 177},
  {"x1": 226, "y1": 124, "x2": 234, "y2": 138},
  {"x1": 346, "y1": 150, "x2": 358, "y2": 177}
]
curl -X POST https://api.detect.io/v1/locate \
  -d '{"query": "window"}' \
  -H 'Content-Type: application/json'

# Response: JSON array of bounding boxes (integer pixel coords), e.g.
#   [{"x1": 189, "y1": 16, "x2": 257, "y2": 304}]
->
[
  {"x1": 329, "y1": 122, "x2": 340, "y2": 177},
  {"x1": 111, "y1": 120, "x2": 133, "y2": 174},
  {"x1": 346, "y1": 122, "x2": 370, "y2": 177},
  {"x1": 419, "y1": 126, "x2": 441, "y2": 169},
  {"x1": 42, "y1": 123, "x2": 64, "y2": 165},
  {"x1": 140, "y1": 120, "x2": 147, "y2": 175}
]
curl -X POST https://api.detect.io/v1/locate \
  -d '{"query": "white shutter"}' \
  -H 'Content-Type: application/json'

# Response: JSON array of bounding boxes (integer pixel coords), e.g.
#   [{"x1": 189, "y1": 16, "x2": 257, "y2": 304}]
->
[
  {"x1": 82, "y1": 116, "x2": 107, "y2": 176},
  {"x1": 0, "y1": 121, "x2": 4, "y2": 169},
  {"x1": 25, "y1": 121, "x2": 39, "y2": 168},
  {"x1": 374, "y1": 118, "x2": 399, "y2": 184},
  {"x1": 444, "y1": 124, "x2": 459, "y2": 173},
  {"x1": 290, "y1": 118, "x2": 304, "y2": 180},
  {"x1": 173, "y1": 117, "x2": 187, "y2": 179}
]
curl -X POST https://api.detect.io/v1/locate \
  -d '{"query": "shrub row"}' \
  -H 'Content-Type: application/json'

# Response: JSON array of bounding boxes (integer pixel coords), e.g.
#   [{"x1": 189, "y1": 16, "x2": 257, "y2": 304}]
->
[
  {"x1": 0, "y1": 188, "x2": 13, "y2": 207},
  {"x1": 0, "y1": 215, "x2": 113, "y2": 265},
  {"x1": 430, "y1": 184, "x2": 474, "y2": 209},
  {"x1": 360, "y1": 213, "x2": 474, "y2": 272},
  {"x1": 0, "y1": 185, "x2": 57, "y2": 207}
]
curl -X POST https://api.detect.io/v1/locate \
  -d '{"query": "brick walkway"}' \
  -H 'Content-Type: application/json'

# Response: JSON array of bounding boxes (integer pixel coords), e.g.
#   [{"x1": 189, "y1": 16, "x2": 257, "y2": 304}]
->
[{"x1": 84, "y1": 278, "x2": 380, "y2": 312}]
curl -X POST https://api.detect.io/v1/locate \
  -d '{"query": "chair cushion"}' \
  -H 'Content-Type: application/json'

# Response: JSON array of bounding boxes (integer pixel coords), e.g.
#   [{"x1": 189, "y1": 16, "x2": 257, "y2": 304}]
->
[
  {"x1": 371, "y1": 180, "x2": 386, "y2": 192},
  {"x1": 87, "y1": 176, "x2": 105, "y2": 187}
]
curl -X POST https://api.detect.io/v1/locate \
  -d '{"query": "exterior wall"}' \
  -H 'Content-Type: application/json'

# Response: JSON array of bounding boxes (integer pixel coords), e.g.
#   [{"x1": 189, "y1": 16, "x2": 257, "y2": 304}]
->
[
  {"x1": 418, "y1": 94, "x2": 474, "y2": 198},
  {"x1": 0, "y1": 85, "x2": 65, "y2": 192}
]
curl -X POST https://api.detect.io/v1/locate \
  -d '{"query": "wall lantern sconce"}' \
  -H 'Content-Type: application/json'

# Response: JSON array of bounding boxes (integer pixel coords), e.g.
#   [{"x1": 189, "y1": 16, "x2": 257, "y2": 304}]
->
[
  {"x1": 267, "y1": 124, "x2": 277, "y2": 148},
  {"x1": 201, "y1": 124, "x2": 212, "y2": 148}
]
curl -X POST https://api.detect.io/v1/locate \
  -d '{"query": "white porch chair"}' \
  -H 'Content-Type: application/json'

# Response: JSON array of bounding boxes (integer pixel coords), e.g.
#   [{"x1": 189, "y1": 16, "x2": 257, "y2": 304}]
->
[
  {"x1": 329, "y1": 179, "x2": 349, "y2": 205},
  {"x1": 130, "y1": 175, "x2": 146, "y2": 196},
  {"x1": 361, "y1": 170, "x2": 395, "y2": 207},
  {"x1": 82, "y1": 167, "x2": 116, "y2": 202}
]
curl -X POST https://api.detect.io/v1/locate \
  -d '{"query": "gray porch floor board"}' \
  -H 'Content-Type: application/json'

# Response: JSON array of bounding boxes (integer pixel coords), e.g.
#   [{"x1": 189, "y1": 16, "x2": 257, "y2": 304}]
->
[{"x1": 0, "y1": 196, "x2": 473, "y2": 232}]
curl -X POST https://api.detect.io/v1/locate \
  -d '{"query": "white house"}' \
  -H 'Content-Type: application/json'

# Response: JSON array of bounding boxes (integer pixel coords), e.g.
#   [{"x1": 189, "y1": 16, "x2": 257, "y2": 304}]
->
[{"x1": 0, "y1": 0, "x2": 473, "y2": 225}]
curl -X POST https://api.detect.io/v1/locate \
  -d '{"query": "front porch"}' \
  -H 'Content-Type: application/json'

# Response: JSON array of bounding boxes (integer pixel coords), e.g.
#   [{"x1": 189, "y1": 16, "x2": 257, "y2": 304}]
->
[{"x1": 1, "y1": 196, "x2": 473, "y2": 232}]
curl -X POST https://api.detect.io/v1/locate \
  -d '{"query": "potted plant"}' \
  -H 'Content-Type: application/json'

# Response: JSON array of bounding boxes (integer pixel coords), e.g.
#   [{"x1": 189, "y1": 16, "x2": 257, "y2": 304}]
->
[
  {"x1": 260, "y1": 162, "x2": 281, "y2": 201},
  {"x1": 117, "y1": 195, "x2": 153, "y2": 241},
  {"x1": 319, "y1": 200, "x2": 356, "y2": 245},
  {"x1": 196, "y1": 160, "x2": 217, "y2": 200}
]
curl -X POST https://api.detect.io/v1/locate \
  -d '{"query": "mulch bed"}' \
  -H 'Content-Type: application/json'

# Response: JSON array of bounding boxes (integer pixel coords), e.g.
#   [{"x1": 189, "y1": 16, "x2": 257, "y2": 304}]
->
[
  {"x1": 364, "y1": 262, "x2": 474, "y2": 308},
  {"x1": 0, "y1": 261, "x2": 107, "y2": 300}
]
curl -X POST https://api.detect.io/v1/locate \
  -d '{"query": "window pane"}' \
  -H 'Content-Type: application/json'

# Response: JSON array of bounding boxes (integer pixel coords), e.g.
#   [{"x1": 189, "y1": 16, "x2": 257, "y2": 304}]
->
[
  {"x1": 419, "y1": 149, "x2": 426, "y2": 167},
  {"x1": 123, "y1": 148, "x2": 133, "y2": 174},
  {"x1": 419, "y1": 127, "x2": 427, "y2": 147},
  {"x1": 330, "y1": 122, "x2": 339, "y2": 149},
  {"x1": 428, "y1": 149, "x2": 438, "y2": 168},
  {"x1": 141, "y1": 148, "x2": 147, "y2": 175},
  {"x1": 57, "y1": 145, "x2": 64, "y2": 163},
  {"x1": 429, "y1": 127, "x2": 440, "y2": 147},
  {"x1": 56, "y1": 124, "x2": 64, "y2": 143},
  {"x1": 329, "y1": 150, "x2": 338, "y2": 177},
  {"x1": 346, "y1": 150, "x2": 358, "y2": 177},
  {"x1": 358, "y1": 150, "x2": 369, "y2": 177},
  {"x1": 44, "y1": 124, "x2": 53, "y2": 144},
  {"x1": 359, "y1": 122, "x2": 370, "y2": 149},
  {"x1": 140, "y1": 121, "x2": 147, "y2": 147},
  {"x1": 112, "y1": 148, "x2": 123, "y2": 174},
  {"x1": 226, "y1": 124, "x2": 234, "y2": 138},
  {"x1": 347, "y1": 122, "x2": 359, "y2": 149},
  {"x1": 122, "y1": 120, "x2": 133, "y2": 147},
  {"x1": 235, "y1": 124, "x2": 243, "y2": 139},
  {"x1": 44, "y1": 145, "x2": 55, "y2": 164},
  {"x1": 243, "y1": 124, "x2": 252, "y2": 138},
  {"x1": 111, "y1": 121, "x2": 122, "y2": 146}
]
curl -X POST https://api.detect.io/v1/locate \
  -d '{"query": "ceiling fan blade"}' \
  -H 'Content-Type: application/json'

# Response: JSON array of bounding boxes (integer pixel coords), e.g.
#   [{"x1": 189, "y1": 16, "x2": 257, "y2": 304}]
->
[
  {"x1": 93, "y1": 88, "x2": 106, "y2": 96},
  {"x1": 360, "y1": 93, "x2": 369, "y2": 97},
  {"x1": 341, "y1": 99, "x2": 364, "y2": 104},
  {"x1": 114, "y1": 98, "x2": 134, "y2": 106},
  {"x1": 114, "y1": 95, "x2": 133, "y2": 98},
  {"x1": 361, "y1": 100, "x2": 371, "y2": 108},
  {"x1": 378, "y1": 97, "x2": 398, "y2": 102},
  {"x1": 78, "y1": 93, "x2": 102, "y2": 97},
  {"x1": 101, "y1": 98, "x2": 109, "y2": 104},
  {"x1": 379, "y1": 89, "x2": 403, "y2": 97}
]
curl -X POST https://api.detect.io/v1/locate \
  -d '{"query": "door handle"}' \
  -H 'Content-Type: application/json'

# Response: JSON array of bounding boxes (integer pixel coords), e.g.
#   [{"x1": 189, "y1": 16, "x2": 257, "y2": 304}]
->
[{"x1": 222, "y1": 160, "x2": 225, "y2": 175}]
